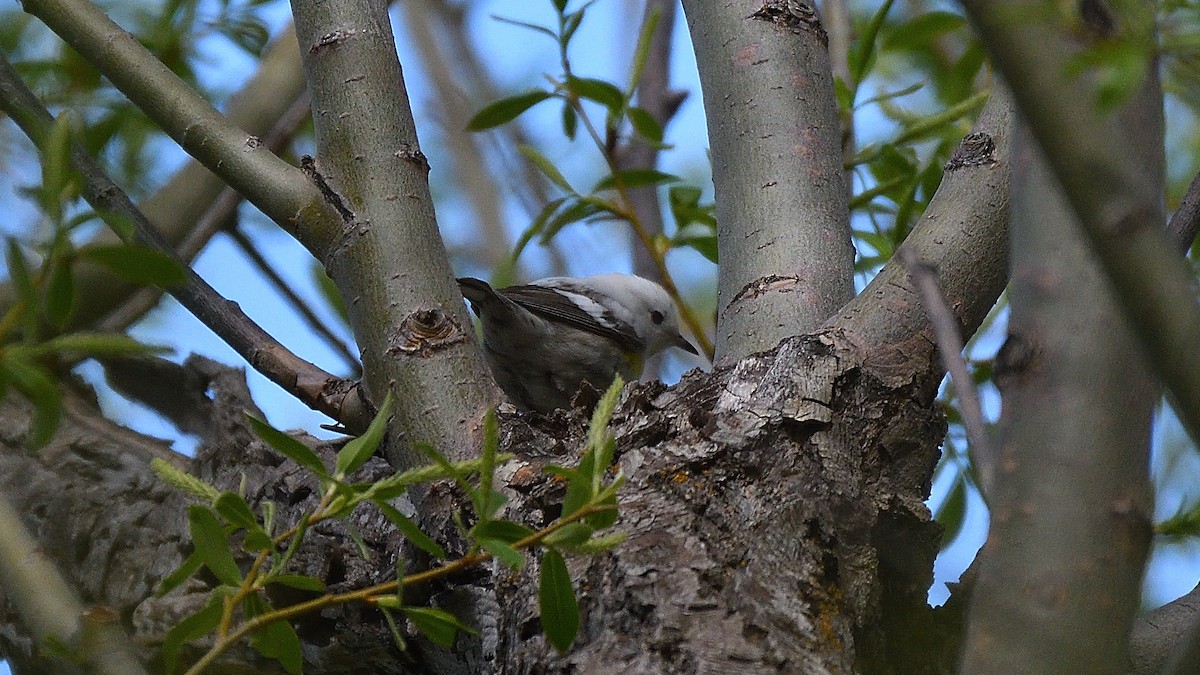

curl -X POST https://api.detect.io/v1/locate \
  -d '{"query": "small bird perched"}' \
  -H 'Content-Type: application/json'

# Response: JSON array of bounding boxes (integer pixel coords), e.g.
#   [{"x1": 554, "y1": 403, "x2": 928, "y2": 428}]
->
[{"x1": 457, "y1": 274, "x2": 698, "y2": 413}]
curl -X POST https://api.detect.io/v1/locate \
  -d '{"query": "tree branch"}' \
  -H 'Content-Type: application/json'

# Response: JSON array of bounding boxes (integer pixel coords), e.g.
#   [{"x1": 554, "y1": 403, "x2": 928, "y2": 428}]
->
[
  {"x1": 681, "y1": 0, "x2": 854, "y2": 360},
  {"x1": 19, "y1": 0, "x2": 343, "y2": 256},
  {"x1": 289, "y1": 0, "x2": 498, "y2": 466}
]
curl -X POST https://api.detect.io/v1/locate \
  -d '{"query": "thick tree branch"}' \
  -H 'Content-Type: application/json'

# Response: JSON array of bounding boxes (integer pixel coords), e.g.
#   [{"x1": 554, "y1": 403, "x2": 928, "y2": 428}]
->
[
  {"x1": 290, "y1": 0, "x2": 498, "y2": 467},
  {"x1": 0, "y1": 54, "x2": 372, "y2": 431},
  {"x1": 955, "y1": 0, "x2": 1200, "y2": 448},
  {"x1": 1167, "y1": 172, "x2": 1200, "y2": 254},
  {"x1": 831, "y1": 87, "x2": 1013, "y2": 385},
  {"x1": 1130, "y1": 582, "x2": 1200, "y2": 675},
  {"x1": 681, "y1": 0, "x2": 854, "y2": 360},
  {"x1": 960, "y1": 106, "x2": 1160, "y2": 675},
  {"x1": 0, "y1": 491, "x2": 145, "y2": 675},
  {"x1": 20, "y1": 0, "x2": 344, "y2": 257}
]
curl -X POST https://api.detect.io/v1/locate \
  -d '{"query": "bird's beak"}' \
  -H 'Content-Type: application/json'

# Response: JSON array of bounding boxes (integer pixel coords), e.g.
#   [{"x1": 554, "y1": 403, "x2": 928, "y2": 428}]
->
[{"x1": 673, "y1": 332, "x2": 699, "y2": 355}]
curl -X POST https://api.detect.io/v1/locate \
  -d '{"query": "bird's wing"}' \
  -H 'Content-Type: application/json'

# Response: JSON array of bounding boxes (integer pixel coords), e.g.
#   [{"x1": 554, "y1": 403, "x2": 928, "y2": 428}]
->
[{"x1": 499, "y1": 282, "x2": 643, "y2": 353}]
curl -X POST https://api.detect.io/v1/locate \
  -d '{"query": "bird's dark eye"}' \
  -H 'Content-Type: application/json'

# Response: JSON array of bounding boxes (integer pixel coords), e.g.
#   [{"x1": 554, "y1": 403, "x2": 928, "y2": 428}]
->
[{"x1": 650, "y1": 310, "x2": 665, "y2": 325}]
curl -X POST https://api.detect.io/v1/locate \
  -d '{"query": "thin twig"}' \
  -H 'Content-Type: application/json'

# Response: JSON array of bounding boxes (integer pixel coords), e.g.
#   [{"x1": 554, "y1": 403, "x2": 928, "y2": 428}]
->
[
  {"x1": 183, "y1": 503, "x2": 614, "y2": 675},
  {"x1": 1168, "y1": 171, "x2": 1200, "y2": 255},
  {"x1": 899, "y1": 247, "x2": 994, "y2": 494},
  {"x1": 227, "y1": 226, "x2": 361, "y2": 375}
]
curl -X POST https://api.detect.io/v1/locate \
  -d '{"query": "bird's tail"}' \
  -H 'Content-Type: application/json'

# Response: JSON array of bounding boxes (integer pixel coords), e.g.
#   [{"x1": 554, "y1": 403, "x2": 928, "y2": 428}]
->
[{"x1": 456, "y1": 277, "x2": 513, "y2": 317}]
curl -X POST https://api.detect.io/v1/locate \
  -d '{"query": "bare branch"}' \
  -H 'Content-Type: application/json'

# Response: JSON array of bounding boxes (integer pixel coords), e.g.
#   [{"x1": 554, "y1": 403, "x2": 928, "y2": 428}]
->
[
  {"x1": 681, "y1": 0, "x2": 854, "y2": 360},
  {"x1": 1167, "y1": 172, "x2": 1200, "y2": 254},
  {"x1": 19, "y1": 0, "x2": 343, "y2": 255},
  {"x1": 290, "y1": 0, "x2": 498, "y2": 466},
  {"x1": 898, "y1": 247, "x2": 994, "y2": 493}
]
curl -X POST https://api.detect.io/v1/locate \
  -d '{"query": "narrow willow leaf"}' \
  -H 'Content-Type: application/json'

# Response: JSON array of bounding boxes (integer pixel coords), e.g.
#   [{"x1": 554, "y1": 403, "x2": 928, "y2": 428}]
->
[
  {"x1": 156, "y1": 549, "x2": 204, "y2": 597},
  {"x1": 187, "y1": 505, "x2": 242, "y2": 586},
  {"x1": 539, "y1": 550, "x2": 579, "y2": 652},
  {"x1": 403, "y1": 606, "x2": 477, "y2": 648},
  {"x1": 161, "y1": 590, "x2": 225, "y2": 673},
  {"x1": 467, "y1": 90, "x2": 553, "y2": 131},
  {"x1": 215, "y1": 492, "x2": 259, "y2": 531},
  {"x1": 587, "y1": 376, "x2": 624, "y2": 467},
  {"x1": 3, "y1": 354, "x2": 61, "y2": 449},
  {"x1": 6, "y1": 239, "x2": 38, "y2": 342},
  {"x1": 35, "y1": 332, "x2": 168, "y2": 359},
  {"x1": 626, "y1": 7, "x2": 662, "y2": 95},
  {"x1": 247, "y1": 415, "x2": 328, "y2": 479},
  {"x1": 479, "y1": 538, "x2": 525, "y2": 570},
  {"x1": 43, "y1": 261, "x2": 73, "y2": 330},
  {"x1": 381, "y1": 607, "x2": 408, "y2": 652},
  {"x1": 518, "y1": 144, "x2": 574, "y2": 193},
  {"x1": 472, "y1": 519, "x2": 535, "y2": 544},
  {"x1": 565, "y1": 76, "x2": 625, "y2": 113},
  {"x1": 627, "y1": 106, "x2": 664, "y2": 144},
  {"x1": 375, "y1": 499, "x2": 447, "y2": 559},
  {"x1": 336, "y1": 391, "x2": 394, "y2": 478},
  {"x1": 491, "y1": 15, "x2": 559, "y2": 41},
  {"x1": 537, "y1": 198, "x2": 604, "y2": 244},
  {"x1": 476, "y1": 407, "x2": 499, "y2": 520},
  {"x1": 935, "y1": 474, "x2": 968, "y2": 548},
  {"x1": 591, "y1": 169, "x2": 679, "y2": 192},
  {"x1": 245, "y1": 596, "x2": 303, "y2": 674},
  {"x1": 542, "y1": 523, "x2": 594, "y2": 549},
  {"x1": 565, "y1": 530, "x2": 628, "y2": 555},
  {"x1": 78, "y1": 244, "x2": 186, "y2": 288},
  {"x1": 267, "y1": 574, "x2": 326, "y2": 592}
]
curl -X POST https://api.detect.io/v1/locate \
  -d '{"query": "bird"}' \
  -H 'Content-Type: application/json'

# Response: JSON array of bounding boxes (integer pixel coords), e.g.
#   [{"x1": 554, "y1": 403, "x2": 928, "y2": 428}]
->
[{"x1": 457, "y1": 274, "x2": 698, "y2": 413}]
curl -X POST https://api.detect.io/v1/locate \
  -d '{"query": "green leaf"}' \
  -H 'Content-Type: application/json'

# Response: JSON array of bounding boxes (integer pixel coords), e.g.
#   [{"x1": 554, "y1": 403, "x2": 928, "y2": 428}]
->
[
  {"x1": 267, "y1": 574, "x2": 326, "y2": 592},
  {"x1": 467, "y1": 90, "x2": 553, "y2": 131},
  {"x1": 542, "y1": 523, "x2": 594, "y2": 549},
  {"x1": 883, "y1": 11, "x2": 966, "y2": 52},
  {"x1": 476, "y1": 407, "x2": 500, "y2": 520},
  {"x1": 6, "y1": 239, "x2": 39, "y2": 342},
  {"x1": 627, "y1": 106, "x2": 664, "y2": 144},
  {"x1": 3, "y1": 353, "x2": 61, "y2": 449},
  {"x1": 564, "y1": 530, "x2": 628, "y2": 555},
  {"x1": 505, "y1": 197, "x2": 567, "y2": 270},
  {"x1": 248, "y1": 414, "x2": 329, "y2": 479},
  {"x1": 565, "y1": 76, "x2": 625, "y2": 113},
  {"x1": 215, "y1": 492, "x2": 259, "y2": 531},
  {"x1": 161, "y1": 590, "x2": 226, "y2": 673},
  {"x1": 245, "y1": 596, "x2": 303, "y2": 674},
  {"x1": 35, "y1": 332, "x2": 168, "y2": 359},
  {"x1": 539, "y1": 550, "x2": 579, "y2": 652},
  {"x1": 479, "y1": 537, "x2": 525, "y2": 570},
  {"x1": 78, "y1": 244, "x2": 186, "y2": 288},
  {"x1": 472, "y1": 519, "x2": 535, "y2": 544},
  {"x1": 39, "y1": 112, "x2": 75, "y2": 223},
  {"x1": 491, "y1": 15, "x2": 559, "y2": 41},
  {"x1": 43, "y1": 261, "x2": 73, "y2": 330},
  {"x1": 244, "y1": 529, "x2": 273, "y2": 551},
  {"x1": 375, "y1": 500, "x2": 447, "y2": 559},
  {"x1": 518, "y1": 144, "x2": 575, "y2": 193},
  {"x1": 592, "y1": 169, "x2": 679, "y2": 192},
  {"x1": 335, "y1": 391, "x2": 393, "y2": 478},
  {"x1": 850, "y1": 0, "x2": 895, "y2": 85},
  {"x1": 560, "y1": 101, "x2": 578, "y2": 139},
  {"x1": 672, "y1": 223, "x2": 717, "y2": 263},
  {"x1": 380, "y1": 607, "x2": 408, "y2": 652},
  {"x1": 156, "y1": 549, "x2": 204, "y2": 597},
  {"x1": 538, "y1": 198, "x2": 605, "y2": 244},
  {"x1": 187, "y1": 505, "x2": 242, "y2": 586},
  {"x1": 626, "y1": 7, "x2": 662, "y2": 95},
  {"x1": 403, "y1": 606, "x2": 477, "y2": 648}
]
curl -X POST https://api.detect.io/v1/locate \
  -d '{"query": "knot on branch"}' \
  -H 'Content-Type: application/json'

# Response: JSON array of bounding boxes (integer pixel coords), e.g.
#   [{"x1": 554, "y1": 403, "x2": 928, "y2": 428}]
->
[
  {"x1": 750, "y1": 1, "x2": 828, "y2": 45},
  {"x1": 945, "y1": 132, "x2": 997, "y2": 170},
  {"x1": 388, "y1": 308, "x2": 467, "y2": 357},
  {"x1": 394, "y1": 144, "x2": 431, "y2": 173},
  {"x1": 730, "y1": 274, "x2": 801, "y2": 304}
]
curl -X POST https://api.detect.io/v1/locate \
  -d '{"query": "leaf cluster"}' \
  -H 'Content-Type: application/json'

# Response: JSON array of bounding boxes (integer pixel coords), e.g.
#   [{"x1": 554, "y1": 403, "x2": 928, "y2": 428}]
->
[{"x1": 151, "y1": 377, "x2": 631, "y2": 672}]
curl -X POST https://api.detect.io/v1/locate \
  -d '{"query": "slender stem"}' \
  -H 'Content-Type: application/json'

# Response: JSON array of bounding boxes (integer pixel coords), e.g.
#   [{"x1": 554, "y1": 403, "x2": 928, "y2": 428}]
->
[{"x1": 183, "y1": 504, "x2": 613, "y2": 675}]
